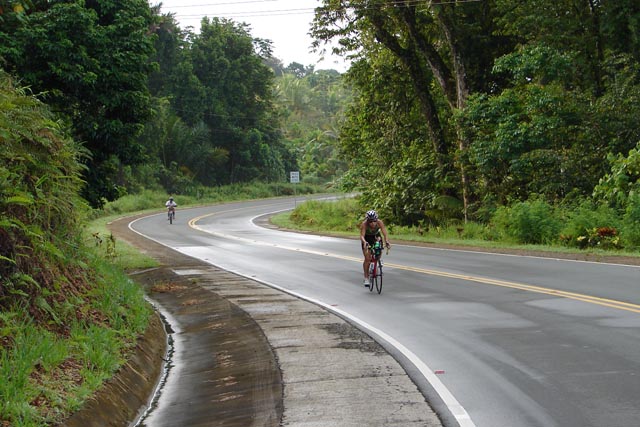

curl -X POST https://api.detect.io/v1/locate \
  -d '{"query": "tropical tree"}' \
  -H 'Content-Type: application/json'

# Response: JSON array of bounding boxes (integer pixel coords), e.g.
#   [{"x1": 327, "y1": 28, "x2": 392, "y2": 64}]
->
[
  {"x1": 273, "y1": 68, "x2": 350, "y2": 184},
  {"x1": 312, "y1": 0, "x2": 512, "y2": 220},
  {"x1": 148, "y1": 16, "x2": 294, "y2": 186},
  {"x1": 312, "y1": 0, "x2": 640, "y2": 224},
  {"x1": 0, "y1": 0, "x2": 156, "y2": 207},
  {"x1": 460, "y1": 0, "x2": 640, "y2": 210}
]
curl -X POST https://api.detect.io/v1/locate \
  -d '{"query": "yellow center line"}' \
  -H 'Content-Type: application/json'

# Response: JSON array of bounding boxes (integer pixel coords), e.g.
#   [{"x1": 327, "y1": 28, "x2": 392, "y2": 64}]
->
[
  {"x1": 384, "y1": 262, "x2": 640, "y2": 313},
  {"x1": 189, "y1": 211, "x2": 640, "y2": 314}
]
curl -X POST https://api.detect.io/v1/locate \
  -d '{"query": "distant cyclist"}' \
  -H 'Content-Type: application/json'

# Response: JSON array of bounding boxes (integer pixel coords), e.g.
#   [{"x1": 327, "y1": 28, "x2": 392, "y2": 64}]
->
[
  {"x1": 360, "y1": 210, "x2": 390, "y2": 287},
  {"x1": 165, "y1": 196, "x2": 177, "y2": 220}
]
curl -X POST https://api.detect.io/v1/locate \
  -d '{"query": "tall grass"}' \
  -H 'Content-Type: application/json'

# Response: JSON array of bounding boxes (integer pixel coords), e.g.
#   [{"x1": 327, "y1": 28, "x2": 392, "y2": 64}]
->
[
  {"x1": 288, "y1": 198, "x2": 363, "y2": 232},
  {"x1": 98, "y1": 182, "x2": 326, "y2": 217},
  {"x1": 276, "y1": 197, "x2": 640, "y2": 256},
  {"x1": 0, "y1": 248, "x2": 151, "y2": 426}
]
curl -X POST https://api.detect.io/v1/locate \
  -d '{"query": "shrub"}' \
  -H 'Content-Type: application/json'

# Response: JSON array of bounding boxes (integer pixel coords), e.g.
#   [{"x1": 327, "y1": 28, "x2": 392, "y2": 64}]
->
[
  {"x1": 621, "y1": 192, "x2": 640, "y2": 248},
  {"x1": 455, "y1": 221, "x2": 489, "y2": 240},
  {"x1": 491, "y1": 197, "x2": 561, "y2": 244},
  {"x1": 560, "y1": 201, "x2": 621, "y2": 248}
]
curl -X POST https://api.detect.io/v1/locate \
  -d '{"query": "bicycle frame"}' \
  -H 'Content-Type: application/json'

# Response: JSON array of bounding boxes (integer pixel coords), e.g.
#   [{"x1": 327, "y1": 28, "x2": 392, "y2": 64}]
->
[{"x1": 367, "y1": 237, "x2": 386, "y2": 294}]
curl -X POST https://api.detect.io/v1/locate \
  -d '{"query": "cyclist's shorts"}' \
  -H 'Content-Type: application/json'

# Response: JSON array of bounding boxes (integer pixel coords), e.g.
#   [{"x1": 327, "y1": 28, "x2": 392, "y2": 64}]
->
[{"x1": 362, "y1": 234, "x2": 379, "y2": 249}]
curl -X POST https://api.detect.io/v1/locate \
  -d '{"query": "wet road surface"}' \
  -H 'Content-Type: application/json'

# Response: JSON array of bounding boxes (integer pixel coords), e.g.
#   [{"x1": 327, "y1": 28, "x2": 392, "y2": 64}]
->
[{"x1": 106, "y1": 211, "x2": 443, "y2": 427}]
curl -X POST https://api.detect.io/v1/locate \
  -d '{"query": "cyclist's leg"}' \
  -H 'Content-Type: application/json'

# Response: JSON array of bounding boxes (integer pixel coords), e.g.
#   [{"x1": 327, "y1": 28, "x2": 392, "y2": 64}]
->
[
  {"x1": 361, "y1": 242, "x2": 370, "y2": 283},
  {"x1": 362, "y1": 239, "x2": 376, "y2": 286}
]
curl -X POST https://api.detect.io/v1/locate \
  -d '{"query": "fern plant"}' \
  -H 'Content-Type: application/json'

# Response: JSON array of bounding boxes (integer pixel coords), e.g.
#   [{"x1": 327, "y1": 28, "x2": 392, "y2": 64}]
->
[{"x1": 0, "y1": 70, "x2": 87, "y2": 320}]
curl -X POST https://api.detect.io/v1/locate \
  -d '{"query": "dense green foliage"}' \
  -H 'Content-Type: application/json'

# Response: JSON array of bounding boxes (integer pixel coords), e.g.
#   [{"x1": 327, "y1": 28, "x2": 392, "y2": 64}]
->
[
  {"x1": 274, "y1": 67, "x2": 351, "y2": 184},
  {"x1": 280, "y1": 197, "x2": 640, "y2": 254},
  {"x1": 0, "y1": 0, "x2": 156, "y2": 207},
  {"x1": 1, "y1": 2, "x2": 339, "y2": 205},
  {"x1": 312, "y1": 0, "x2": 640, "y2": 231},
  {"x1": 0, "y1": 70, "x2": 151, "y2": 426},
  {"x1": 140, "y1": 13, "x2": 295, "y2": 193},
  {"x1": 0, "y1": 70, "x2": 86, "y2": 307}
]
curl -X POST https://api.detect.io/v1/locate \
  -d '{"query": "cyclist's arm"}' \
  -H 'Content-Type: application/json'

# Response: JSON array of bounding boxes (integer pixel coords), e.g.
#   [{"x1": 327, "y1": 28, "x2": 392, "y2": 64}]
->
[
  {"x1": 378, "y1": 220, "x2": 391, "y2": 247},
  {"x1": 359, "y1": 221, "x2": 368, "y2": 246}
]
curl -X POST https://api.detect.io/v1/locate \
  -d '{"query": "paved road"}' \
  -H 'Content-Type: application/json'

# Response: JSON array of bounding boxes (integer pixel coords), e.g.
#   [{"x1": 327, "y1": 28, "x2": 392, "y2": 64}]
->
[{"x1": 130, "y1": 196, "x2": 640, "y2": 427}]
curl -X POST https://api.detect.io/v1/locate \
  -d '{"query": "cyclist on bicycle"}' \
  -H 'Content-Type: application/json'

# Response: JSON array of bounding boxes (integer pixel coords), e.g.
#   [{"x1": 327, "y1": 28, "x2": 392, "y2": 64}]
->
[
  {"x1": 360, "y1": 210, "x2": 390, "y2": 287},
  {"x1": 165, "y1": 196, "x2": 177, "y2": 220}
]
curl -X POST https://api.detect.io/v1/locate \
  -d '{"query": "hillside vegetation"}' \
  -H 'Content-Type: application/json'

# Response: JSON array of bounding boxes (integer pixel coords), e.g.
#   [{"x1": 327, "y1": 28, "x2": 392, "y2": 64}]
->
[
  {"x1": 0, "y1": 71, "x2": 151, "y2": 426},
  {"x1": 312, "y1": 0, "x2": 640, "y2": 235}
]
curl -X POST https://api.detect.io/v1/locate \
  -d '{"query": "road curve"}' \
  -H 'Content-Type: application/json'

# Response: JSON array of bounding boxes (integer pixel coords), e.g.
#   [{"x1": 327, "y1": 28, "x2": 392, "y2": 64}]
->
[
  {"x1": 122, "y1": 197, "x2": 443, "y2": 427},
  {"x1": 131, "y1": 196, "x2": 640, "y2": 427}
]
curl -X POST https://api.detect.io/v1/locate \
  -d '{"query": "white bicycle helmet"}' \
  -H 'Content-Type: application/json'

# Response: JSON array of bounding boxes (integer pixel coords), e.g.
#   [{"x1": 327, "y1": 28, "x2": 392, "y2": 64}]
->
[{"x1": 365, "y1": 210, "x2": 378, "y2": 221}]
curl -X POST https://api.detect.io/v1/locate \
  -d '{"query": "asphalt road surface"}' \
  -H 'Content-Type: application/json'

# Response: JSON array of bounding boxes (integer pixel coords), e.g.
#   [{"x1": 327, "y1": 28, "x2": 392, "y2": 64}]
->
[{"x1": 130, "y1": 196, "x2": 640, "y2": 427}]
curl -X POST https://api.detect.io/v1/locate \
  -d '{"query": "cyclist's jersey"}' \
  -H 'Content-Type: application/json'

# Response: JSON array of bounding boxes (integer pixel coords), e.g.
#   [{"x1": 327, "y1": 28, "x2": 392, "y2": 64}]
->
[
  {"x1": 365, "y1": 222, "x2": 380, "y2": 236},
  {"x1": 363, "y1": 221, "x2": 381, "y2": 246}
]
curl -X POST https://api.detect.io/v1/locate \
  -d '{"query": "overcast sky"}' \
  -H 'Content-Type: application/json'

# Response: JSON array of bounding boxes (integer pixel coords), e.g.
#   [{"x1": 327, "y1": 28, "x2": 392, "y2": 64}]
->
[{"x1": 157, "y1": 0, "x2": 350, "y2": 72}]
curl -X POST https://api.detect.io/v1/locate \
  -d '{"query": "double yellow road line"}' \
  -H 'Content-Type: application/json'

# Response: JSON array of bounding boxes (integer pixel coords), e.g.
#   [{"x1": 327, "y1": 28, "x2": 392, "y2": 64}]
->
[
  {"x1": 388, "y1": 262, "x2": 640, "y2": 314},
  {"x1": 189, "y1": 209, "x2": 640, "y2": 314}
]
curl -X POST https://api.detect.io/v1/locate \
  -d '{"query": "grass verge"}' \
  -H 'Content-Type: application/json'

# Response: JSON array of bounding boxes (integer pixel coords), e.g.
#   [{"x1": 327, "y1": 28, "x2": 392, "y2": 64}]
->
[
  {"x1": 0, "y1": 246, "x2": 152, "y2": 427},
  {"x1": 271, "y1": 198, "x2": 640, "y2": 260}
]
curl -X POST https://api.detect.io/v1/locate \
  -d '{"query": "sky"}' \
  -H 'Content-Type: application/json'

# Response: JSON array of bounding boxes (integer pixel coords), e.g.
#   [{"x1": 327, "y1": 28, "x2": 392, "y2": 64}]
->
[{"x1": 157, "y1": 0, "x2": 350, "y2": 72}]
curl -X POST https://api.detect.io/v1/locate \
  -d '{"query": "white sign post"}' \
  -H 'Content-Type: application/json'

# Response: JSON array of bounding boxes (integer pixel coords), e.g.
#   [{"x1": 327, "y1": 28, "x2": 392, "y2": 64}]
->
[{"x1": 290, "y1": 171, "x2": 300, "y2": 207}]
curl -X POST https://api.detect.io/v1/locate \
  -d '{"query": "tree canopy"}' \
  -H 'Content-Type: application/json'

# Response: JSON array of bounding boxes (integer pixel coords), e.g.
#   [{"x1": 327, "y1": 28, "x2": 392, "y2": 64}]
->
[
  {"x1": 311, "y1": 0, "x2": 640, "y2": 224},
  {"x1": 0, "y1": 0, "x2": 156, "y2": 207},
  {"x1": 3, "y1": 0, "x2": 639, "y2": 227}
]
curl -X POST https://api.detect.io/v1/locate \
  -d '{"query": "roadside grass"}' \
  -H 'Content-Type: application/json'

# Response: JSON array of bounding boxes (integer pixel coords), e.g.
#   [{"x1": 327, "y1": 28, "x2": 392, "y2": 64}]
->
[
  {"x1": 0, "y1": 246, "x2": 152, "y2": 427},
  {"x1": 86, "y1": 215, "x2": 159, "y2": 271},
  {"x1": 99, "y1": 182, "x2": 326, "y2": 216},
  {"x1": 271, "y1": 198, "x2": 640, "y2": 259},
  {"x1": 1, "y1": 189, "x2": 202, "y2": 426}
]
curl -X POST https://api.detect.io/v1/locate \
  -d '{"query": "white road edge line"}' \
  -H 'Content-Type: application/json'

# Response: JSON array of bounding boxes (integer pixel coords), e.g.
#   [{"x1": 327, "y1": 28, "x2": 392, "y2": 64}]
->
[
  {"x1": 127, "y1": 210, "x2": 476, "y2": 427},
  {"x1": 211, "y1": 264, "x2": 476, "y2": 427},
  {"x1": 247, "y1": 212, "x2": 476, "y2": 427}
]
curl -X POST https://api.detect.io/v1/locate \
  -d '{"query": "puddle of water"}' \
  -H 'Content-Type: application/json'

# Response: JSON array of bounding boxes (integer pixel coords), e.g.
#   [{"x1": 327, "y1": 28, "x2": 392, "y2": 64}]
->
[{"x1": 133, "y1": 302, "x2": 177, "y2": 427}]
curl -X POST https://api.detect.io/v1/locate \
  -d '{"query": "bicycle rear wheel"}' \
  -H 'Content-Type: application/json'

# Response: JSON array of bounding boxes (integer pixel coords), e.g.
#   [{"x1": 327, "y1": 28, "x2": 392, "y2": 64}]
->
[{"x1": 374, "y1": 259, "x2": 383, "y2": 294}]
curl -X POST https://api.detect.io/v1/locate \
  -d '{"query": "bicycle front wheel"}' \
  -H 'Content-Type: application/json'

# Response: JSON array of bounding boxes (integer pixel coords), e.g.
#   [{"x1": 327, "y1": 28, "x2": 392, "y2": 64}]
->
[
  {"x1": 374, "y1": 259, "x2": 383, "y2": 294},
  {"x1": 369, "y1": 267, "x2": 375, "y2": 292}
]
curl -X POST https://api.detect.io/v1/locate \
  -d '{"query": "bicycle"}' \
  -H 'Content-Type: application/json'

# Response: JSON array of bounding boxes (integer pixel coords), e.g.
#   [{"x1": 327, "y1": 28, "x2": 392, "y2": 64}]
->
[
  {"x1": 167, "y1": 206, "x2": 176, "y2": 224},
  {"x1": 367, "y1": 237, "x2": 388, "y2": 294}
]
